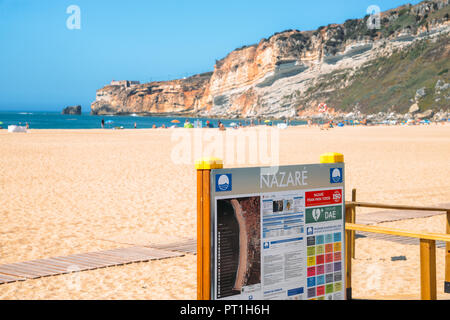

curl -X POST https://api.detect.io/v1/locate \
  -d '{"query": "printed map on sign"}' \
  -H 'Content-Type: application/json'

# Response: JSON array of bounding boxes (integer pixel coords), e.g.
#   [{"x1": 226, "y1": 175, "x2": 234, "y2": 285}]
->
[{"x1": 211, "y1": 164, "x2": 345, "y2": 300}]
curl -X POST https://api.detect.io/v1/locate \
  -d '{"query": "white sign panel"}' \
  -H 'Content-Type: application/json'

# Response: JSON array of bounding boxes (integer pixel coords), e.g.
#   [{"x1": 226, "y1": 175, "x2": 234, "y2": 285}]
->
[{"x1": 210, "y1": 164, "x2": 345, "y2": 300}]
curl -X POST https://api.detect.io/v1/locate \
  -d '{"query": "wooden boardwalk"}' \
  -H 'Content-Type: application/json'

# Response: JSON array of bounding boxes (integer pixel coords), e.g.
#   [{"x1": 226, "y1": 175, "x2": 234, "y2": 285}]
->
[
  {"x1": 356, "y1": 232, "x2": 447, "y2": 248},
  {"x1": 150, "y1": 238, "x2": 197, "y2": 254},
  {"x1": 354, "y1": 202, "x2": 449, "y2": 248},
  {"x1": 355, "y1": 202, "x2": 450, "y2": 225},
  {"x1": 0, "y1": 203, "x2": 447, "y2": 286},
  {"x1": 0, "y1": 246, "x2": 183, "y2": 285}
]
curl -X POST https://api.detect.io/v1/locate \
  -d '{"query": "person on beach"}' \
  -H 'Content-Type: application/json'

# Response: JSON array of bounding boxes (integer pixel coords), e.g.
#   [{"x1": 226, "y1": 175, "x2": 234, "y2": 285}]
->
[
  {"x1": 184, "y1": 119, "x2": 194, "y2": 128},
  {"x1": 26, "y1": 122, "x2": 29, "y2": 129},
  {"x1": 101, "y1": 119, "x2": 105, "y2": 129},
  {"x1": 152, "y1": 124, "x2": 156, "y2": 129},
  {"x1": 219, "y1": 123, "x2": 226, "y2": 131},
  {"x1": 206, "y1": 120, "x2": 214, "y2": 128},
  {"x1": 134, "y1": 122, "x2": 137, "y2": 129}
]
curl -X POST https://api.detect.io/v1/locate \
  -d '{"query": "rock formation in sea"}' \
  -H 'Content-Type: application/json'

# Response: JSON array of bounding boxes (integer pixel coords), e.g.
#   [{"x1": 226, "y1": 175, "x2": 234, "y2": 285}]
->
[
  {"x1": 91, "y1": 0, "x2": 450, "y2": 119},
  {"x1": 62, "y1": 105, "x2": 82, "y2": 115}
]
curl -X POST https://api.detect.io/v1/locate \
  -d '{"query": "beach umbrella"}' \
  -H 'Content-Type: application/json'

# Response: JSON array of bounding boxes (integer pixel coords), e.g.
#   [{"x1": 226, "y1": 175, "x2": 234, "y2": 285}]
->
[{"x1": 171, "y1": 119, "x2": 180, "y2": 124}]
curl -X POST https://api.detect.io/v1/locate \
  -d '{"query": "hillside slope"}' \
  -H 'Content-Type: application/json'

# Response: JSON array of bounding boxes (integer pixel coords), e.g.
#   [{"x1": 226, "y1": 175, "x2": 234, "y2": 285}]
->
[{"x1": 300, "y1": 35, "x2": 449, "y2": 115}]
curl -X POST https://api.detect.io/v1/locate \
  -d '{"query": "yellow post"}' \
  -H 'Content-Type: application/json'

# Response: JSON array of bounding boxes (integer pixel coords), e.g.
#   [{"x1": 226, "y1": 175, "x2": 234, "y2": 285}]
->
[
  {"x1": 345, "y1": 209, "x2": 353, "y2": 300},
  {"x1": 319, "y1": 152, "x2": 344, "y2": 164},
  {"x1": 320, "y1": 153, "x2": 347, "y2": 298},
  {"x1": 196, "y1": 169, "x2": 203, "y2": 300},
  {"x1": 420, "y1": 239, "x2": 437, "y2": 300},
  {"x1": 445, "y1": 211, "x2": 450, "y2": 294},
  {"x1": 195, "y1": 157, "x2": 223, "y2": 300},
  {"x1": 351, "y1": 189, "x2": 356, "y2": 259}
]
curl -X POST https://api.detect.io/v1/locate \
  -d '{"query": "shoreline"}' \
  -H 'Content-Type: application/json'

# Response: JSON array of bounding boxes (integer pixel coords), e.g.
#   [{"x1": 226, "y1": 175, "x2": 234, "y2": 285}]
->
[{"x1": 0, "y1": 121, "x2": 448, "y2": 131}]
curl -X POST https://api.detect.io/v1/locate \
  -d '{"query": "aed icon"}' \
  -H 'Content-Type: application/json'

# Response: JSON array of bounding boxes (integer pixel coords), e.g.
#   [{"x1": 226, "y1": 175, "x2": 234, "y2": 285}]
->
[
  {"x1": 330, "y1": 168, "x2": 343, "y2": 184},
  {"x1": 216, "y1": 174, "x2": 232, "y2": 192}
]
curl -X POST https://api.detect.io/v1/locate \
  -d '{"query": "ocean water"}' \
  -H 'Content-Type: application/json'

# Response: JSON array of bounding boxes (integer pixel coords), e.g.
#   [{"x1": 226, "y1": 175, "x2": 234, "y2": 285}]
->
[{"x1": 0, "y1": 111, "x2": 306, "y2": 129}]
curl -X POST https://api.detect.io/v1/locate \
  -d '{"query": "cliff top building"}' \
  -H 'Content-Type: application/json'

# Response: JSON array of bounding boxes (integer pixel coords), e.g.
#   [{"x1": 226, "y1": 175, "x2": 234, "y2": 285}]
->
[{"x1": 110, "y1": 80, "x2": 140, "y2": 87}]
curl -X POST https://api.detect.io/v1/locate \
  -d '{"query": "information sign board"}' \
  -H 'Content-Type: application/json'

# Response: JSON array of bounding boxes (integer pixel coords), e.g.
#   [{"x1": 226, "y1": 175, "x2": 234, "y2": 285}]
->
[{"x1": 210, "y1": 164, "x2": 345, "y2": 300}]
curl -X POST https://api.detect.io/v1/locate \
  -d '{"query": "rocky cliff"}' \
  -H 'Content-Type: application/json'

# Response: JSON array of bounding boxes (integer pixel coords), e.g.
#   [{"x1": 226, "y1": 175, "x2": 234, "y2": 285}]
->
[
  {"x1": 91, "y1": 0, "x2": 450, "y2": 118},
  {"x1": 62, "y1": 105, "x2": 82, "y2": 115}
]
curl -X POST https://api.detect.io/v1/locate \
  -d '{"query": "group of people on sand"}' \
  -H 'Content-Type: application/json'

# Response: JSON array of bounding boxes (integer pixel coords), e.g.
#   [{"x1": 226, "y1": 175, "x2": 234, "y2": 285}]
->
[{"x1": 98, "y1": 117, "x2": 286, "y2": 130}]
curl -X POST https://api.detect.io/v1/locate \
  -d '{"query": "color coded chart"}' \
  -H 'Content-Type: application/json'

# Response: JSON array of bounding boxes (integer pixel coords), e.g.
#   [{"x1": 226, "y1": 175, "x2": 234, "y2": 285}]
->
[{"x1": 306, "y1": 231, "x2": 343, "y2": 300}]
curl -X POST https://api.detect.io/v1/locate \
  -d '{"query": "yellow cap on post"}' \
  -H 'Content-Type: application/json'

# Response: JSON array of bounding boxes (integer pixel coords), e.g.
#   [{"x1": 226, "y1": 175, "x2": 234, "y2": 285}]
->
[
  {"x1": 195, "y1": 157, "x2": 224, "y2": 170},
  {"x1": 320, "y1": 153, "x2": 344, "y2": 164}
]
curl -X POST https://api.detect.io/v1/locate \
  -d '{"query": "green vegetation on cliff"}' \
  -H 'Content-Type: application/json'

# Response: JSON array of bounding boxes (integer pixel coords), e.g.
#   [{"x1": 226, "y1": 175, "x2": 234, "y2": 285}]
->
[{"x1": 299, "y1": 35, "x2": 450, "y2": 114}]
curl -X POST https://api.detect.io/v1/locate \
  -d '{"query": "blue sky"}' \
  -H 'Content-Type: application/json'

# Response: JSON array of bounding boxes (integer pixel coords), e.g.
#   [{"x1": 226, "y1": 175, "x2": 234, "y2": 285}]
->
[{"x1": 0, "y1": 0, "x2": 422, "y2": 111}]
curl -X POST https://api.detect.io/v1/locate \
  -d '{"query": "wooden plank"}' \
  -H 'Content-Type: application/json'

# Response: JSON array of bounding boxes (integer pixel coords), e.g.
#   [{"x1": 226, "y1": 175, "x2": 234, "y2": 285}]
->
[
  {"x1": 130, "y1": 247, "x2": 183, "y2": 259},
  {"x1": 201, "y1": 169, "x2": 211, "y2": 300},
  {"x1": 445, "y1": 211, "x2": 450, "y2": 293},
  {"x1": 153, "y1": 239, "x2": 197, "y2": 249},
  {"x1": 345, "y1": 229, "x2": 352, "y2": 300},
  {"x1": 23, "y1": 260, "x2": 71, "y2": 273},
  {"x1": 83, "y1": 252, "x2": 131, "y2": 265},
  {"x1": 12, "y1": 262, "x2": 63, "y2": 277},
  {"x1": 67, "y1": 254, "x2": 118, "y2": 267},
  {"x1": 76, "y1": 253, "x2": 125, "y2": 266},
  {"x1": 346, "y1": 223, "x2": 450, "y2": 242},
  {"x1": 50, "y1": 256, "x2": 105, "y2": 269},
  {"x1": 0, "y1": 263, "x2": 48, "y2": 277},
  {"x1": 0, "y1": 274, "x2": 24, "y2": 284},
  {"x1": 107, "y1": 246, "x2": 182, "y2": 260},
  {"x1": 90, "y1": 251, "x2": 135, "y2": 263},
  {"x1": 54, "y1": 254, "x2": 109, "y2": 267},
  {"x1": 197, "y1": 169, "x2": 204, "y2": 300},
  {"x1": 0, "y1": 265, "x2": 42, "y2": 279},
  {"x1": 345, "y1": 206, "x2": 354, "y2": 261},
  {"x1": 346, "y1": 201, "x2": 449, "y2": 212},
  {"x1": 103, "y1": 248, "x2": 155, "y2": 260},
  {"x1": 118, "y1": 247, "x2": 156, "y2": 258},
  {"x1": 0, "y1": 263, "x2": 52, "y2": 278},
  {"x1": 351, "y1": 189, "x2": 356, "y2": 259},
  {"x1": 44, "y1": 258, "x2": 93, "y2": 271},
  {"x1": 168, "y1": 245, "x2": 197, "y2": 253},
  {"x1": 0, "y1": 245, "x2": 188, "y2": 287},
  {"x1": 420, "y1": 239, "x2": 437, "y2": 300},
  {"x1": 97, "y1": 250, "x2": 146, "y2": 262}
]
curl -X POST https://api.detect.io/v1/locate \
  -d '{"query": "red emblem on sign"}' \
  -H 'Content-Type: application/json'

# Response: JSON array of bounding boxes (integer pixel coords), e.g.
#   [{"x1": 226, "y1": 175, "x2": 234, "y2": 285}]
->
[{"x1": 305, "y1": 189, "x2": 343, "y2": 207}]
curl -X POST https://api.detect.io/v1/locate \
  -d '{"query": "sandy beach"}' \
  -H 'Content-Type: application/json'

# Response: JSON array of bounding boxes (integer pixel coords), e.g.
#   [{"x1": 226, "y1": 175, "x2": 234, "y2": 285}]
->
[{"x1": 0, "y1": 124, "x2": 449, "y2": 299}]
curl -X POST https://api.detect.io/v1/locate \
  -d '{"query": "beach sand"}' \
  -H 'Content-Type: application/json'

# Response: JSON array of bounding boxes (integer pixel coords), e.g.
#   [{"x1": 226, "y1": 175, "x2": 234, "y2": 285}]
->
[{"x1": 0, "y1": 125, "x2": 449, "y2": 299}]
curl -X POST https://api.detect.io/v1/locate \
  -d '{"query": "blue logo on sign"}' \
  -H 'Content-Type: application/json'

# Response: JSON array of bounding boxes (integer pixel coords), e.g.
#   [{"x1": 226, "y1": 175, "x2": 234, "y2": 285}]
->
[
  {"x1": 216, "y1": 174, "x2": 232, "y2": 192},
  {"x1": 307, "y1": 227, "x2": 314, "y2": 235},
  {"x1": 330, "y1": 168, "x2": 343, "y2": 183}
]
